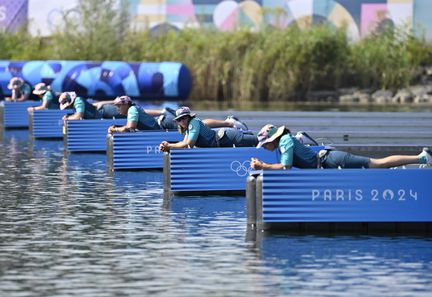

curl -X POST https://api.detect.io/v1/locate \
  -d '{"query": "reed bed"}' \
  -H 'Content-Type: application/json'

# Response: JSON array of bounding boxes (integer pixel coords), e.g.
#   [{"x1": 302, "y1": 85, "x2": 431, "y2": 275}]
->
[{"x1": 1, "y1": 0, "x2": 431, "y2": 105}]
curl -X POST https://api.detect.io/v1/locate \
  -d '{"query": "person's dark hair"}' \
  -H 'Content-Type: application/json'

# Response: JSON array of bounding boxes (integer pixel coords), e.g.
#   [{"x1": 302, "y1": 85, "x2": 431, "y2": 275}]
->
[
  {"x1": 178, "y1": 115, "x2": 192, "y2": 134},
  {"x1": 274, "y1": 127, "x2": 291, "y2": 143},
  {"x1": 283, "y1": 127, "x2": 291, "y2": 135}
]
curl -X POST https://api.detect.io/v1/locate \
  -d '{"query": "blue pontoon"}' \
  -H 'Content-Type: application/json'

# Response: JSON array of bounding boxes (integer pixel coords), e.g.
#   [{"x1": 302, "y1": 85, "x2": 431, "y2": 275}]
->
[
  {"x1": 247, "y1": 168, "x2": 432, "y2": 234},
  {"x1": 0, "y1": 101, "x2": 40, "y2": 128},
  {"x1": 65, "y1": 119, "x2": 126, "y2": 152}
]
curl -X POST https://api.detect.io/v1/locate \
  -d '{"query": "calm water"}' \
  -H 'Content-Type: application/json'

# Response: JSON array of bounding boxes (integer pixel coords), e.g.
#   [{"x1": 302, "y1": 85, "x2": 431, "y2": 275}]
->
[{"x1": 1, "y1": 129, "x2": 432, "y2": 297}]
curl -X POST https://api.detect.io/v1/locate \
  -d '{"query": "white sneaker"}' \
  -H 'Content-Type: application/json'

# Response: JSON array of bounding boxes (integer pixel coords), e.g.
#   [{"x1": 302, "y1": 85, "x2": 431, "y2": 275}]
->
[
  {"x1": 419, "y1": 147, "x2": 432, "y2": 165},
  {"x1": 295, "y1": 131, "x2": 319, "y2": 146},
  {"x1": 226, "y1": 115, "x2": 248, "y2": 131},
  {"x1": 157, "y1": 115, "x2": 165, "y2": 128}
]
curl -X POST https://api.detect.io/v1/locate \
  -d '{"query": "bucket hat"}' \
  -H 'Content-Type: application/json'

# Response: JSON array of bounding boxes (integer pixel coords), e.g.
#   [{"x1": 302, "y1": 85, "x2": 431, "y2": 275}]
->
[
  {"x1": 59, "y1": 92, "x2": 77, "y2": 110},
  {"x1": 257, "y1": 124, "x2": 286, "y2": 148},
  {"x1": 173, "y1": 106, "x2": 196, "y2": 121},
  {"x1": 7, "y1": 77, "x2": 24, "y2": 89}
]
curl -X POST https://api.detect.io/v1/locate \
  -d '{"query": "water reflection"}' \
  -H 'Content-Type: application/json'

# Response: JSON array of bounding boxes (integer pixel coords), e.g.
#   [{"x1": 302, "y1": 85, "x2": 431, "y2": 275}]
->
[
  {"x1": 0, "y1": 129, "x2": 431, "y2": 296},
  {"x1": 257, "y1": 234, "x2": 432, "y2": 296}
]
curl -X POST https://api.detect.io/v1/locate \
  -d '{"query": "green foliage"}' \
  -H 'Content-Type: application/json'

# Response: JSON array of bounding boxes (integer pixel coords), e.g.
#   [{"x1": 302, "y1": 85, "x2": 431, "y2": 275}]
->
[
  {"x1": 49, "y1": 0, "x2": 130, "y2": 60},
  {"x1": 1, "y1": 0, "x2": 431, "y2": 103},
  {"x1": 350, "y1": 27, "x2": 411, "y2": 90}
]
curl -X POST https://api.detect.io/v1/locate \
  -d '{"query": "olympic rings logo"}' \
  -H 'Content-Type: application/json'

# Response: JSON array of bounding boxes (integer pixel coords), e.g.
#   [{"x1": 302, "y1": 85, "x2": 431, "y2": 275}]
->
[{"x1": 230, "y1": 160, "x2": 252, "y2": 177}]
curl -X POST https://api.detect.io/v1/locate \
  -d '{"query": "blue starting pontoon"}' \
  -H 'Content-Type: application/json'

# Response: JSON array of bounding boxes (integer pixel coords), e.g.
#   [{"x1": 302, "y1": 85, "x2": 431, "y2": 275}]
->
[
  {"x1": 0, "y1": 101, "x2": 40, "y2": 128},
  {"x1": 65, "y1": 119, "x2": 126, "y2": 152},
  {"x1": 163, "y1": 146, "x2": 326, "y2": 198},
  {"x1": 30, "y1": 109, "x2": 73, "y2": 139},
  {"x1": 107, "y1": 131, "x2": 183, "y2": 171},
  {"x1": 247, "y1": 169, "x2": 432, "y2": 234}
]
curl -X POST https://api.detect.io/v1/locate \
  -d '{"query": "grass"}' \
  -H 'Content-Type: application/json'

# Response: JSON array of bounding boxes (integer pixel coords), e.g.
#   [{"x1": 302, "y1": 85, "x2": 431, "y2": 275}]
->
[{"x1": 1, "y1": 0, "x2": 432, "y2": 106}]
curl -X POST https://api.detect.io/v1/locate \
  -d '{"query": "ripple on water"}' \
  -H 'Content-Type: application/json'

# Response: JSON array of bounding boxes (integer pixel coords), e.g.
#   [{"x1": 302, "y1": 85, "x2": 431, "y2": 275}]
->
[{"x1": 1, "y1": 135, "x2": 432, "y2": 296}]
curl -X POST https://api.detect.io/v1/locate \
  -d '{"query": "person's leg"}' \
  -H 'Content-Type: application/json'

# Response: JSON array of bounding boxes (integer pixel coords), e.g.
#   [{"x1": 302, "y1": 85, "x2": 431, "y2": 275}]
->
[
  {"x1": 101, "y1": 104, "x2": 126, "y2": 119},
  {"x1": 225, "y1": 115, "x2": 248, "y2": 130},
  {"x1": 218, "y1": 128, "x2": 257, "y2": 147},
  {"x1": 203, "y1": 119, "x2": 233, "y2": 128},
  {"x1": 322, "y1": 151, "x2": 370, "y2": 168},
  {"x1": 159, "y1": 112, "x2": 177, "y2": 130},
  {"x1": 144, "y1": 109, "x2": 163, "y2": 117},
  {"x1": 238, "y1": 133, "x2": 258, "y2": 147},
  {"x1": 369, "y1": 148, "x2": 432, "y2": 168}
]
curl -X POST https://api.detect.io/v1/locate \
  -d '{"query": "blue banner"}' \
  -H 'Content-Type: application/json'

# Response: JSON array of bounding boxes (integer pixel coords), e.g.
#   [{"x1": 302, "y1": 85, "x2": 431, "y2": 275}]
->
[
  {"x1": 262, "y1": 169, "x2": 432, "y2": 222},
  {"x1": 0, "y1": 60, "x2": 192, "y2": 100}
]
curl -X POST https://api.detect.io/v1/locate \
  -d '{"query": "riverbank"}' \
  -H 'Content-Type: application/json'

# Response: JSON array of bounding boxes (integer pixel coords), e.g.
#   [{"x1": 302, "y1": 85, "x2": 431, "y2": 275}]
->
[
  {"x1": 2, "y1": 4, "x2": 432, "y2": 105},
  {"x1": 190, "y1": 101, "x2": 432, "y2": 112}
]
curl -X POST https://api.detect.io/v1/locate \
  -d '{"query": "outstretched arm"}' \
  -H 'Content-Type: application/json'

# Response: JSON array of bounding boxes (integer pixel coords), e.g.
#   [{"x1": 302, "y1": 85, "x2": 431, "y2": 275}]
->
[
  {"x1": 160, "y1": 135, "x2": 196, "y2": 151},
  {"x1": 12, "y1": 89, "x2": 30, "y2": 102},
  {"x1": 16, "y1": 93, "x2": 30, "y2": 101},
  {"x1": 108, "y1": 120, "x2": 138, "y2": 133},
  {"x1": 28, "y1": 100, "x2": 49, "y2": 112},
  {"x1": 64, "y1": 112, "x2": 84, "y2": 121},
  {"x1": 251, "y1": 158, "x2": 289, "y2": 170}
]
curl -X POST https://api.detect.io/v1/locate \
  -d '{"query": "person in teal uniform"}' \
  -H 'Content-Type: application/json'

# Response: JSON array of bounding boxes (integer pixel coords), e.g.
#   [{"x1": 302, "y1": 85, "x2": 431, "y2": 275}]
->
[
  {"x1": 5, "y1": 77, "x2": 32, "y2": 102},
  {"x1": 251, "y1": 124, "x2": 432, "y2": 170},
  {"x1": 27, "y1": 83, "x2": 59, "y2": 112},
  {"x1": 59, "y1": 92, "x2": 125, "y2": 120},
  {"x1": 108, "y1": 98, "x2": 250, "y2": 134},
  {"x1": 159, "y1": 106, "x2": 258, "y2": 152},
  {"x1": 107, "y1": 96, "x2": 164, "y2": 133}
]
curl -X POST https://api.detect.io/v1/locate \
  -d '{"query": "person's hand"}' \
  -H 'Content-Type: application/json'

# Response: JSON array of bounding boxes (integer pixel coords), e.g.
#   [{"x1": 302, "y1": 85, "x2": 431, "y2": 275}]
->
[
  {"x1": 27, "y1": 106, "x2": 34, "y2": 112},
  {"x1": 62, "y1": 115, "x2": 68, "y2": 121},
  {"x1": 11, "y1": 89, "x2": 20, "y2": 100},
  {"x1": 108, "y1": 125, "x2": 116, "y2": 134},
  {"x1": 159, "y1": 141, "x2": 170, "y2": 152},
  {"x1": 251, "y1": 158, "x2": 263, "y2": 170}
]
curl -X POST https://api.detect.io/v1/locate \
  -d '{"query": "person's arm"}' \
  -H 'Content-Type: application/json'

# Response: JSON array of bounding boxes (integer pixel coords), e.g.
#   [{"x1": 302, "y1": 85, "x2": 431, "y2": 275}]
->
[
  {"x1": 64, "y1": 98, "x2": 84, "y2": 120},
  {"x1": 251, "y1": 158, "x2": 290, "y2": 170},
  {"x1": 160, "y1": 135, "x2": 192, "y2": 151},
  {"x1": 108, "y1": 120, "x2": 137, "y2": 133},
  {"x1": 16, "y1": 85, "x2": 31, "y2": 102},
  {"x1": 16, "y1": 92, "x2": 29, "y2": 102},
  {"x1": 251, "y1": 136, "x2": 295, "y2": 170},
  {"x1": 32, "y1": 100, "x2": 49, "y2": 111},
  {"x1": 64, "y1": 112, "x2": 84, "y2": 121},
  {"x1": 10, "y1": 89, "x2": 20, "y2": 101}
]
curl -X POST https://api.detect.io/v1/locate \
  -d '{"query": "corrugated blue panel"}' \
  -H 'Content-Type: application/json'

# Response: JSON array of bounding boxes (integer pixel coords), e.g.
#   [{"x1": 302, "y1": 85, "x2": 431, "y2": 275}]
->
[
  {"x1": 2, "y1": 101, "x2": 39, "y2": 128},
  {"x1": 170, "y1": 146, "x2": 326, "y2": 192},
  {"x1": 170, "y1": 147, "x2": 280, "y2": 192},
  {"x1": 66, "y1": 119, "x2": 126, "y2": 152},
  {"x1": 32, "y1": 109, "x2": 73, "y2": 138},
  {"x1": 112, "y1": 131, "x2": 183, "y2": 169},
  {"x1": 262, "y1": 169, "x2": 432, "y2": 223}
]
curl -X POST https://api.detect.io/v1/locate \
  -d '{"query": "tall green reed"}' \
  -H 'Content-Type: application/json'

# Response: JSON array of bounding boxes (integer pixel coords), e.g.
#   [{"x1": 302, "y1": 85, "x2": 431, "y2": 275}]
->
[{"x1": 1, "y1": 0, "x2": 431, "y2": 103}]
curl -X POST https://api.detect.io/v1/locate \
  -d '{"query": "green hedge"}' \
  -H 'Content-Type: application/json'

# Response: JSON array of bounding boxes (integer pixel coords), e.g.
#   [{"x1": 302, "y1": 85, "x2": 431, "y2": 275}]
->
[{"x1": 1, "y1": 0, "x2": 432, "y2": 105}]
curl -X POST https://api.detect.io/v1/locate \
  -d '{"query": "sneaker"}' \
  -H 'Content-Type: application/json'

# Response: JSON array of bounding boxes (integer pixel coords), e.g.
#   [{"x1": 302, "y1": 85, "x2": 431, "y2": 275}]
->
[
  {"x1": 295, "y1": 131, "x2": 319, "y2": 146},
  {"x1": 418, "y1": 147, "x2": 432, "y2": 165},
  {"x1": 157, "y1": 114, "x2": 165, "y2": 128},
  {"x1": 226, "y1": 115, "x2": 248, "y2": 131}
]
